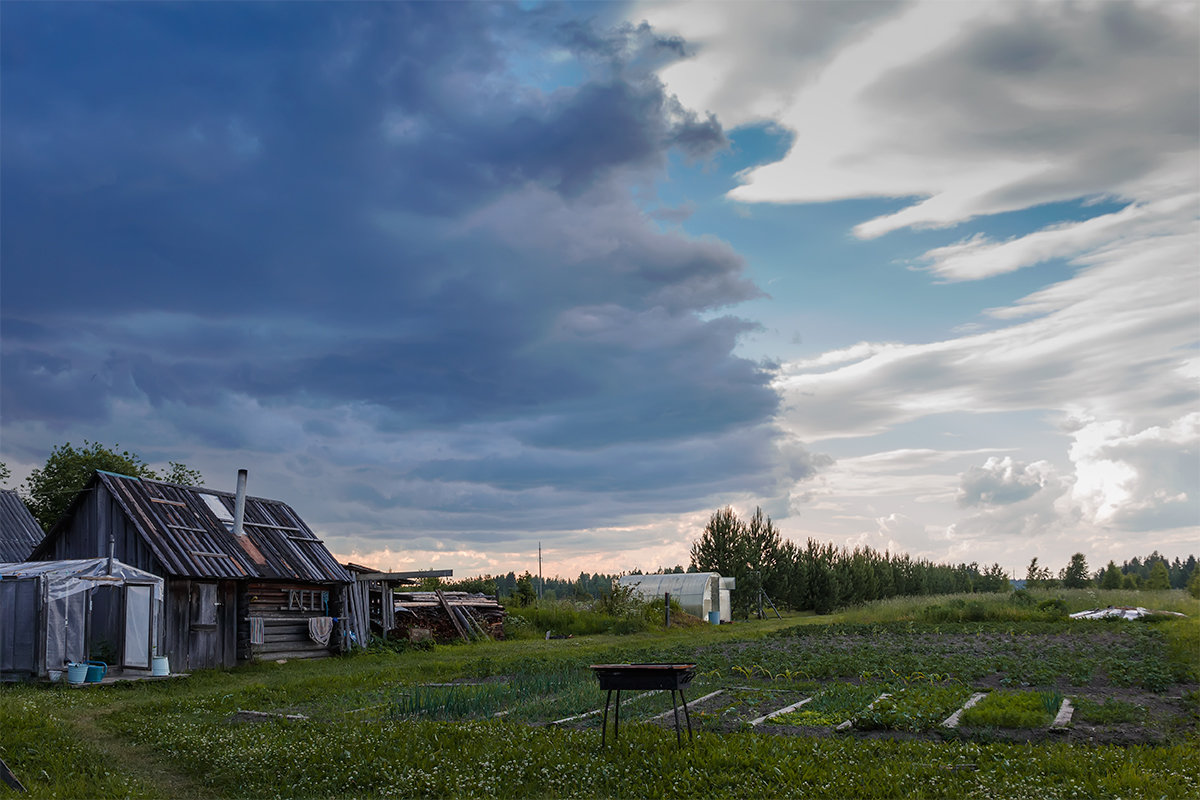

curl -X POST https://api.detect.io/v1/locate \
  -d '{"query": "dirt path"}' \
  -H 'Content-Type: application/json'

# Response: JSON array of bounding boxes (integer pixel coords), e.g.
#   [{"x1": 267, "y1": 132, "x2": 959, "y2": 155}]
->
[{"x1": 68, "y1": 710, "x2": 220, "y2": 800}]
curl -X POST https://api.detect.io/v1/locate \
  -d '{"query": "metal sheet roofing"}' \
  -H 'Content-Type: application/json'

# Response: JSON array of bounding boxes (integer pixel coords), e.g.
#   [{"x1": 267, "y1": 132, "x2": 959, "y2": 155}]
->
[
  {"x1": 0, "y1": 489, "x2": 44, "y2": 563},
  {"x1": 93, "y1": 472, "x2": 351, "y2": 583}
]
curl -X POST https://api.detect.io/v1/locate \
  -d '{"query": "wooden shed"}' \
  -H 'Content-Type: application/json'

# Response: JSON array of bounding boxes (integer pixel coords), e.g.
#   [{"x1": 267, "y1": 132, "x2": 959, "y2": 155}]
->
[
  {"x1": 0, "y1": 489, "x2": 44, "y2": 563},
  {"x1": 31, "y1": 470, "x2": 358, "y2": 671}
]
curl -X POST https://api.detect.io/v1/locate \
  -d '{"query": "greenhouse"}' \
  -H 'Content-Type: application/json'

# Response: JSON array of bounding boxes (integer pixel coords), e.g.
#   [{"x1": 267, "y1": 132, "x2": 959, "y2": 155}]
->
[
  {"x1": 618, "y1": 572, "x2": 735, "y2": 623},
  {"x1": 0, "y1": 558, "x2": 164, "y2": 681}
]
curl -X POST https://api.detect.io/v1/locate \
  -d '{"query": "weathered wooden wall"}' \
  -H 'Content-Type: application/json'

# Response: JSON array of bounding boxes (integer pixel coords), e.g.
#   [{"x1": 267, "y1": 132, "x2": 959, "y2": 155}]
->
[{"x1": 240, "y1": 581, "x2": 338, "y2": 661}]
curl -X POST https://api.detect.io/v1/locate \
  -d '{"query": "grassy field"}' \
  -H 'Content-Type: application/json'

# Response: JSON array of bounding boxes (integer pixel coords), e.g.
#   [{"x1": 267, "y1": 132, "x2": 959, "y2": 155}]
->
[{"x1": 1, "y1": 589, "x2": 1197, "y2": 799}]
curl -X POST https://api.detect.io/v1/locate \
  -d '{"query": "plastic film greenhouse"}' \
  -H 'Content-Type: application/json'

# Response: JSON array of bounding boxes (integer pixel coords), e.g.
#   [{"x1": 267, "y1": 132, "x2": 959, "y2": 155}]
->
[
  {"x1": 618, "y1": 572, "x2": 735, "y2": 623},
  {"x1": 0, "y1": 559, "x2": 164, "y2": 681}
]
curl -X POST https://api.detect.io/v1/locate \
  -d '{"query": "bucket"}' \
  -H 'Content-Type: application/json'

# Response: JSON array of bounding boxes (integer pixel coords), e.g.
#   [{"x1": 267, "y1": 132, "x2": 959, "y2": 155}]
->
[
  {"x1": 85, "y1": 661, "x2": 107, "y2": 683},
  {"x1": 708, "y1": 611, "x2": 720, "y2": 625},
  {"x1": 66, "y1": 662, "x2": 88, "y2": 684},
  {"x1": 151, "y1": 656, "x2": 170, "y2": 677}
]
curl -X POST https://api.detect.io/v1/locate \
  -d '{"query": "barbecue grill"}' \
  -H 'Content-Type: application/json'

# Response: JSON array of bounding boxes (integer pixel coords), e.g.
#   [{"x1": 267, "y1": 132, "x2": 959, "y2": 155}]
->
[{"x1": 590, "y1": 663, "x2": 696, "y2": 746}]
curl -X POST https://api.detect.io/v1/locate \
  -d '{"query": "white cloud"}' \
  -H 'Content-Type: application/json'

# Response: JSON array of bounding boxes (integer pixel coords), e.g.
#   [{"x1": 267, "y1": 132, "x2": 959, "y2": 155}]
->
[
  {"x1": 1070, "y1": 412, "x2": 1200, "y2": 531},
  {"x1": 642, "y1": 1, "x2": 1198, "y2": 236},
  {"x1": 635, "y1": 1, "x2": 903, "y2": 128},
  {"x1": 958, "y1": 456, "x2": 1058, "y2": 507},
  {"x1": 774, "y1": 216, "x2": 1199, "y2": 441},
  {"x1": 920, "y1": 194, "x2": 1195, "y2": 282}
]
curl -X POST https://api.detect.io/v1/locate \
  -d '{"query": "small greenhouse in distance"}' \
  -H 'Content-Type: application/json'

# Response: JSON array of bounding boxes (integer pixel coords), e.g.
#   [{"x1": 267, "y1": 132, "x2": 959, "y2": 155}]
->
[
  {"x1": 0, "y1": 559, "x2": 164, "y2": 681},
  {"x1": 618, "y1": 572, "x2": 735, "y2": 623}
]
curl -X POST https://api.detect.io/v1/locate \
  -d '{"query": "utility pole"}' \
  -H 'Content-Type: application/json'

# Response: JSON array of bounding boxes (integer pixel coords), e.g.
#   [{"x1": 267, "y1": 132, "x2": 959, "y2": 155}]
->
[{"x1": 538, "y1": 541, "x2": 543, "y2": 604}]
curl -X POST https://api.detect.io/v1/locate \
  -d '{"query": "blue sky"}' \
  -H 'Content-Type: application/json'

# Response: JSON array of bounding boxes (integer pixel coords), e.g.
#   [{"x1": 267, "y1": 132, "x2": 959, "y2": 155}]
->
[{"x1": 2, "y1": 1, "x2": 1197, "y2": 578}]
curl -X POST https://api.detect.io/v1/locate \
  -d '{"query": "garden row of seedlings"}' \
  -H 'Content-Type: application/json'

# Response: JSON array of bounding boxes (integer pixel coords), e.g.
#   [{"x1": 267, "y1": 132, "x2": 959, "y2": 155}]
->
[{"x1": 549, "y1": 684, "x2": 1078, "y2": 737}]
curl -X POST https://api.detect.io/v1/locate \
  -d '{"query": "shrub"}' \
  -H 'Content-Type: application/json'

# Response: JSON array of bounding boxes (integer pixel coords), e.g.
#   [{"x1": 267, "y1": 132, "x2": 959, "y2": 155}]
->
[
  {"x1": 1010, "y1": 589, "x2": 1035, "y2": 606},
  {"x1": 1037, "y1": 597, "x2": 1068, "y2": 618}
]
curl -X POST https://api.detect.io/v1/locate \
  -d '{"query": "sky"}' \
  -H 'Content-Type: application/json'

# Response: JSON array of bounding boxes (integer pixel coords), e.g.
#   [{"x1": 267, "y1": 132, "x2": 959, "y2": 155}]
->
[{"x1": 2, "y1": 1, "x2": 1197, "y2": 581}]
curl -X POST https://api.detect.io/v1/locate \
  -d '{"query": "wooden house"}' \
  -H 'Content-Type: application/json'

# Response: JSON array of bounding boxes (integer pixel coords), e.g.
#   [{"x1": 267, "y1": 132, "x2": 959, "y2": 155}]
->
[
  {"x1": 31, "y1": 470, "x2": 357, "y2": 671},
  {"x1": 0, "y1": 489, "x2": 44, "y2": 563}
]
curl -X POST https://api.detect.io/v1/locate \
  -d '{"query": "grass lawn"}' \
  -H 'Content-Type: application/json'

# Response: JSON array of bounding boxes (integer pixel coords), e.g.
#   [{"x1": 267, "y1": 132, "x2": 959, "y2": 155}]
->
[{"x1": 2, "y1": 591, "x2": 1197, "y2": 799}]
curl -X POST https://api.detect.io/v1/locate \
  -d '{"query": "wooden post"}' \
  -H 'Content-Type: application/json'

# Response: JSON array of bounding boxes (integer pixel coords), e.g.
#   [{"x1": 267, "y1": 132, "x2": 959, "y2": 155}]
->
[
  {"x1": 0, "y1": 756, "x2": 26, "y2": 793},
  {"x1": 436, "y1": 590, "x2": 470, "y2": 642},
  {"x1": 664, "y1": 592, "x2": 670, "y2": 628}
]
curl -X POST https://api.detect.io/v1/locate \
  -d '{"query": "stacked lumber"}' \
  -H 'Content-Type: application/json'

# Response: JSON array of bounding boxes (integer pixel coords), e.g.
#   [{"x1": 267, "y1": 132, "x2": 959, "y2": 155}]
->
[{"x1": 390, "y1": 590, "x2": 506, "y2": 643}]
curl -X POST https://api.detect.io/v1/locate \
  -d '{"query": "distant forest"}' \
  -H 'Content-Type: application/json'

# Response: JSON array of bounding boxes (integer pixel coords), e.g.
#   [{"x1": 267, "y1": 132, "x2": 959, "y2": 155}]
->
[{"x1": 436, "y1": 509, "x2": 1197, "y2": 618}]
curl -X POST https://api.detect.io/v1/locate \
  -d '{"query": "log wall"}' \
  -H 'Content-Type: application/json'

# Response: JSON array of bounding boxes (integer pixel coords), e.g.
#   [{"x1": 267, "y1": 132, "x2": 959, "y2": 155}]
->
[{"x1": 240, "y1": 581, "x2": 339, "y2": 661}]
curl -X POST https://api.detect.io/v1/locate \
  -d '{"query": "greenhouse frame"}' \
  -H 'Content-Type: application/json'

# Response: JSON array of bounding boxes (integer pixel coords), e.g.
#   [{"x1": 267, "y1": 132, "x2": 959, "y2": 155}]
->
[
  {"x1": 618, "y1": 572, "x2": 735, "y2": 623},
  {"x1": 0, "y1": 558, "x2": 164, "y2": 681}
]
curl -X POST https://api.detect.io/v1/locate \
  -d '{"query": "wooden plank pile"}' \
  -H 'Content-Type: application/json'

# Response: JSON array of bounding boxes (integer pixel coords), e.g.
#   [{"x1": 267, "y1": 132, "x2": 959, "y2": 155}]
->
[{"x1": 390, "y1": 590, "x2": 506, "y2": 642}]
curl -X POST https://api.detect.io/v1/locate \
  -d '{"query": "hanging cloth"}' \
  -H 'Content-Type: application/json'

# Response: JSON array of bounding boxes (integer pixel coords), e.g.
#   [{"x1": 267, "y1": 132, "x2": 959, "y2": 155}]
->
[
  {"x1": 308, "y1": 616, "x2": 334, "y2": 646},
  {"x1": 249, "y1": 616, "x2": 265, "y2": 645}
]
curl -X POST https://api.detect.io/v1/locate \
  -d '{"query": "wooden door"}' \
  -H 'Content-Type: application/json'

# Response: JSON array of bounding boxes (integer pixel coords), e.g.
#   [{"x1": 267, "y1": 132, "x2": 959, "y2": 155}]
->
[{"x1": 187, "y1": 582, "x2": 223, "y2": 670}]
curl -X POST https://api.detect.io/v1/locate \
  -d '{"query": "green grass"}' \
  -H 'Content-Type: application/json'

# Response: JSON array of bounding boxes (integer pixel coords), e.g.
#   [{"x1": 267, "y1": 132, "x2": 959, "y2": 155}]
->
[
  {"x1": 959, "y1": 690, "x2": 1060, "y2": 728},
  {"x1": 853, "y1": 684, "x2": 975, "y2": 732},
  {"x1": 833, "y1": 588, "x2": 1199, "y2": 625},
  {"x1": 1072, "y1": 697, "x2": 1148, "y2": 725},
  {"x1": 769, "y1": 683, "x2": 886, "y2": 727},
  {"x1": 1, "y1": 598, "x2": 1197, "y2": 799}
]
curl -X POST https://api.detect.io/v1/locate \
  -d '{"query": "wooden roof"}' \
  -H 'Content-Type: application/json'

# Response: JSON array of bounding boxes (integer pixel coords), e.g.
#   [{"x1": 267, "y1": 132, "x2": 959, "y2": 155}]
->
[
  {"x1": 0, "y1": 490, "x2": 44, "y2": 562},
  {"x1": 38, "y1": 472, "x2": 351, "y2": 584}
]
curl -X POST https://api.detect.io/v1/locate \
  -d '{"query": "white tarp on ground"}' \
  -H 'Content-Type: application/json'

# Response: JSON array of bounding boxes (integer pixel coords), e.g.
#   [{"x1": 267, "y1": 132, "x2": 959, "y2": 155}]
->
[
  {"x1": 1069, "y1": 606, "x2": 1187, "y2": 620},
  {"x1": 0, "y1": 558, "x2": 164, "y2": 679}
]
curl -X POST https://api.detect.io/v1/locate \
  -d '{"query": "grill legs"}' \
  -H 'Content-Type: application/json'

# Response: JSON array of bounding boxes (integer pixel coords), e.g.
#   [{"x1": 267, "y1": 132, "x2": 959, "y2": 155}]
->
[{"x1": 600, "y1": 688, "x2": 692, "y2": 747}]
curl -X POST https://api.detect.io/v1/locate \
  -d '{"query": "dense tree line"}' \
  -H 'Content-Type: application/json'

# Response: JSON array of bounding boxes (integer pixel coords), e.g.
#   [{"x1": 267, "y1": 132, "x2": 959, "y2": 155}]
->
[
  {"x1": 1109, "y1": 552, "x2": 1196, "y2": 591},
  {"x1": 436, "y1": 571, "x2": 622, "y2": 605},
  {"x1": 690, "y1": 506, "x2": 1011, "y2": 617},
  {"x1": 1026, "y1": 551, "x2": 1198, "y2": 594}
]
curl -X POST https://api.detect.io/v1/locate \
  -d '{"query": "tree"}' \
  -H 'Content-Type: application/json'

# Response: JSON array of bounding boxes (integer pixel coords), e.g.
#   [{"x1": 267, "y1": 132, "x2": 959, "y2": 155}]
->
[
  {"x1": 690, "y1": 506, "x2": 786, "y2": 619},
  {"x1": 1060, "y1": 553, "x2": 1090, "y2": 589},
  {"x1": 744, "y1": 507, "x2": 783, "y2": 617},
  {"x1": 976, "y1": 563, "x2": 1011, "y2": 593},
  {"x1": 689, "y1": 507, "x2": 745, "y2": 578},
  {"x1": 21, "y1": 441, "x2": 204, "y2": 531},
  {"x1": 160, "y1": 462, "x2": 205, "y2": 486},
  {"x1": 1100, "y1": 560, "x2": 1123, "y2": 590},
  {"x1": 1188, "y1": 569, "x2": 1200, "y2": 599},
  {"x1": 0, "y1": 460, "x2": 10, "y2": 487},
  {"x1": 1025, "y1": 557, "x2": 1054, "y2": 589},
  {"x1": 1144, "y1": 560, "x2": 1171, "y2": 590},
  {"x1": 513, "y1": 572, "x2": 536, "y2": 607}
]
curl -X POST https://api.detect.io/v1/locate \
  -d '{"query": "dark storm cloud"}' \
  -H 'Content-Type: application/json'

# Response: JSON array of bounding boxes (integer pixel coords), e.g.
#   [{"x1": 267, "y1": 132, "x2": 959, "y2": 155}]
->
[{"x1": 1, "y1": 1, "x2": 797, "y2": 528}]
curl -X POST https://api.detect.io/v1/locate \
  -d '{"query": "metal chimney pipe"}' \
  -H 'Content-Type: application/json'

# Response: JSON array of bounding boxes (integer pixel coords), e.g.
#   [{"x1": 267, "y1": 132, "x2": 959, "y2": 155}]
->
[
  {"x1": 232, "y1": 469, "x2": 248, "y2": 537},
  {"x1": 107, "y1": 534, "x2": 115, "y2": 575}
]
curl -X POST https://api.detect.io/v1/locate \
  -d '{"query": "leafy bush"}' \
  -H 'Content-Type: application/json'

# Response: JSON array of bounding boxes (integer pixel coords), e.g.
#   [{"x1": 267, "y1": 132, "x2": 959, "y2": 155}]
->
[
  {"x1": 1037, "y1": 597, "x2": 1069, "y2": 618},
  {"x1": 1010, "y1": 589, "x2": 1035, "y2": 606}
]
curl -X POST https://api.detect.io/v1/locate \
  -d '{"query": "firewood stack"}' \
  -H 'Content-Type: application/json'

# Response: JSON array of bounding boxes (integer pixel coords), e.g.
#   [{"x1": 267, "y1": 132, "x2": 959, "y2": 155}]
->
[{"x1": 389, "y1": 590, "x2": 507, "y2": 643}]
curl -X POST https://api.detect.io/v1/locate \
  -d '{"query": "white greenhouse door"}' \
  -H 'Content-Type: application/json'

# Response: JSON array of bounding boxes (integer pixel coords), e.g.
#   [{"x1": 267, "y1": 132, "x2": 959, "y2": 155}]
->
[{"x1": 123, "y1": 584, "x2": 153, "y2": 668}]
